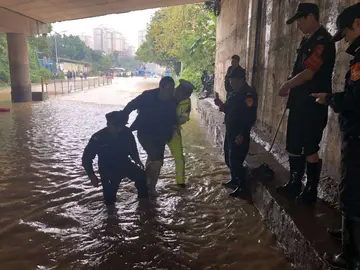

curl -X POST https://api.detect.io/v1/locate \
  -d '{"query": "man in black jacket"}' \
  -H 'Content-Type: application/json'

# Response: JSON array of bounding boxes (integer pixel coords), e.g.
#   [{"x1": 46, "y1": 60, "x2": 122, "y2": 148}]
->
[
  {"x1": 215, "y1": 66, "x2": 258, "y2": 198},
  {"x1": 312, "y1": 4, "x2": 360, "y2": 269},
  {"x1": 123, "y1": 76, "x2": 177, "y2": 196},
  {"x1": 82, "y1": 111, "x2": 148, "y2": 205},
  {"x1": 224, "y1": 55, "x2": 245, "y2": 100}
]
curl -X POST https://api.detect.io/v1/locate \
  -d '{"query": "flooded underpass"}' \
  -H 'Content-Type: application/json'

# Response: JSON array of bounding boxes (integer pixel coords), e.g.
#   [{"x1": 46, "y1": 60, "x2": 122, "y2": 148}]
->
[{"x1": 0, "y1": 78, "x2": 292, "y2": 270}]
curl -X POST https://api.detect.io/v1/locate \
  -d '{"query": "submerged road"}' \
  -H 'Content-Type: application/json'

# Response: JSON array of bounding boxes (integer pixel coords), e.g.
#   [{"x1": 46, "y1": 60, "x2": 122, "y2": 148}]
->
[{"x1": 0, "y1": 77, "x2": 292, "y2": 270}]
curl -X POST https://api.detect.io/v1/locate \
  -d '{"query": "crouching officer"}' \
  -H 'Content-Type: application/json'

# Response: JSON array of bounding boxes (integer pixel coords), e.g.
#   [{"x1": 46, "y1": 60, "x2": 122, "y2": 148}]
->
[
  {"x1": 276, "y1": 3, "x2": 336, "y2": 204},
  {"x1": 312, "y1": 4, "x2": 360, "y2": 269},
  {"x1": 82, "y1": 111, "x2": 149, "y2": 205},
  {"x1": 168, "y1": 79, "x2": 194, "y2": 187},
  {"x1": 214, "y1": 66, "x2": 258, "y2": 198}
]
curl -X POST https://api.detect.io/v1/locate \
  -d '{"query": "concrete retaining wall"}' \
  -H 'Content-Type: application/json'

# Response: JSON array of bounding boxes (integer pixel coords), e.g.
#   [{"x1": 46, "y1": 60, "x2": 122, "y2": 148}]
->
[{"x1": 215, "y1": 0, "x2": 359, "y2": 205}]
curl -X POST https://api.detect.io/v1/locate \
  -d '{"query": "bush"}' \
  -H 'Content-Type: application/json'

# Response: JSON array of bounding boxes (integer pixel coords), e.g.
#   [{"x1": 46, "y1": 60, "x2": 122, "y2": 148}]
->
[
  {"x1": 180, "y1": 67, "x2": 202, "y2": 92},
  {"x1": 0, "y1": 69, "x2": 9, "y2": 84}
]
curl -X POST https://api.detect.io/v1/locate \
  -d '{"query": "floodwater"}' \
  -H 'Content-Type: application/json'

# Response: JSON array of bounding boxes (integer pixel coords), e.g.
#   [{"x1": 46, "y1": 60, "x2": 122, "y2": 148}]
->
[{"x1": 0, "y1": 78, "x2": 292, "y2": 270}]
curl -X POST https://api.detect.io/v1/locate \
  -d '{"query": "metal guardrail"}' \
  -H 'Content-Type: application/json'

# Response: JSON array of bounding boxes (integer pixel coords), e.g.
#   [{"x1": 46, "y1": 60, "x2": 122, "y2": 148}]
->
[{"x1": 40, "y1": 77, "x2": 113, "y2": 95}]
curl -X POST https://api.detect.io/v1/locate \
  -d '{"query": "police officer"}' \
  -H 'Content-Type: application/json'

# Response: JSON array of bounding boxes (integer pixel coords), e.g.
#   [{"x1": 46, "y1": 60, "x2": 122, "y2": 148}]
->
[
  {"x1": 214, "y1": 66, "x2": 258, "y2": 198},
  {"x1": 168, "y1": 79, "x2": 194, "y2": 187},
  {"x1": 123, "y1": 76, "x2": 177, "y2": 196},
  {"x1": 276, "y1": 3, "x2": 336, "y2": 204},
  {"x1": 82, "y1": 111, "x2": 149, "y2": 205},
  {"x1": 311, "y1": 4, "x2": 360, "y2": 269},
  {"x1": 224, "y1": 55, "x2": 246, "y2": 100}
]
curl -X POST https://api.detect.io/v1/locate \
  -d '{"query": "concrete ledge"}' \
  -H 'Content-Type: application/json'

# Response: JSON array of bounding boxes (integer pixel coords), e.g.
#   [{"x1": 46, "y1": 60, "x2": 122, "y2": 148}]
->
[
  {"x1": 32, "y1": 92, "x2": 49, "y2": 101},
  {"x1": 197, "y1": 98, "x2": 342, "y2": 270}
]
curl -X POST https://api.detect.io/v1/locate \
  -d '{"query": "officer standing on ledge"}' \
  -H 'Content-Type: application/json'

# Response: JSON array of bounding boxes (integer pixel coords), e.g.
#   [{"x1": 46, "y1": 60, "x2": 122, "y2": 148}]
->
[
  {"x1": 311, "y1": 4, "x2": 360, "y2": 269},
  {"x1": 276, "y1": 3, "x2": 336, "y2": 204},
  {"x1": 214, "y1": 66, "x2": 257, "y2": 198},
  {"x1": 224, "y1": 55, "x2": 246, "y2": 100},
  {"x1": 82, "y1": 111, "x2": 149, "y2": 205}
]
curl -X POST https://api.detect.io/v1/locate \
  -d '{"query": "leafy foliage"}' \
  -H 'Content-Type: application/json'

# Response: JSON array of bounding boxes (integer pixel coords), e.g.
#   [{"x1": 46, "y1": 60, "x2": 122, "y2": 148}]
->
[{"x1": 136, "y1": 4, "x2": 216, "y2": 91}]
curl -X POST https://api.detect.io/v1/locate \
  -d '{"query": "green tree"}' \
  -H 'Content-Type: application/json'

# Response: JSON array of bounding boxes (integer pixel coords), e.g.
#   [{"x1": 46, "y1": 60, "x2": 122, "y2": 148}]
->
[{"x1": 136, "y1": 4, "x2": 216, "y2": 90}]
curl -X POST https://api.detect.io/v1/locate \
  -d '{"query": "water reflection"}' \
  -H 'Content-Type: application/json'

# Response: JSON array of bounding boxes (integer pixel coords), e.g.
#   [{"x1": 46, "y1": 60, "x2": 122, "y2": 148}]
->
[{"x1": 0, "y1": 78, "x2": 292, "y2": 269}]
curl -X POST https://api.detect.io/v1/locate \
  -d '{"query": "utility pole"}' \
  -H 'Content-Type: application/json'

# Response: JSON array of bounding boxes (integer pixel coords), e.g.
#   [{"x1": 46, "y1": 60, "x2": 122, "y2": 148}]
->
[{"x1": 54, "y1": 34, "x2": 59, "y2": 71}]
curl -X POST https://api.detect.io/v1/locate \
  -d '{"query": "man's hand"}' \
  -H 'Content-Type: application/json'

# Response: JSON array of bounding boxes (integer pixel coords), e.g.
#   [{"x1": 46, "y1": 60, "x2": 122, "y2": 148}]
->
[
  {"x1": 235, "y1": 135, "x2": 244, "y2": 145},
  {"x1": 89, "y1": 174, "x2": 99, "y2": 187},
  {"x1": 279, "y1": 82, "x2": 290, "y2": 97},
  {"x1": 311, "y1": 93, "x2": 328, "y2": 105}
]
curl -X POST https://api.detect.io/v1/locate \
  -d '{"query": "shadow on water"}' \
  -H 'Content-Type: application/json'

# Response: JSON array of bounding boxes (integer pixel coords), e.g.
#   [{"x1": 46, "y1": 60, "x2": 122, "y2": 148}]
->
[{"x1": 0, "y1": 78, "x2": 292, "y2": 269}]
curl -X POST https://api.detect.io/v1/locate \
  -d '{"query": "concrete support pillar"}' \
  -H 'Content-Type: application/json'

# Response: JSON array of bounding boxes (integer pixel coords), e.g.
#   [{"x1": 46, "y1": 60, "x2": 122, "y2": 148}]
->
[{"x1": 7, "y1": 33, "x2": 32, "y2": 102}]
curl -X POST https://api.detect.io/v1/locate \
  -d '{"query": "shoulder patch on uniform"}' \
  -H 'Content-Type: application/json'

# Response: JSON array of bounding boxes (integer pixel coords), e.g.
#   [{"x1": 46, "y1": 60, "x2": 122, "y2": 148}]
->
[
  {"x1": 351, "y1": 62, "x2": 360, "y2": 81},
  {"x1": 245, "y1": 97, "x2": 254, "y2": 107},
  {"x1": 317, "y1": 36, "x2": 324, "y2": 41}
]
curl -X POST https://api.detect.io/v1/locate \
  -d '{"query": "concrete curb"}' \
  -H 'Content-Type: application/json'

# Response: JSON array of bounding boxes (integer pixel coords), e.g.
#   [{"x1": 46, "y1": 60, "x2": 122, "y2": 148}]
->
[{"x1": 197, "y1": 98, "x2": 342, "y2": 270}]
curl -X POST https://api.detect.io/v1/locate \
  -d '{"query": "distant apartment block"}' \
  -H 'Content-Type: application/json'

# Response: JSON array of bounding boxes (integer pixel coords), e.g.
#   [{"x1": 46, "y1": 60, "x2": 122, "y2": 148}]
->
[
  {"x1": 79, "y1": 34, "x2": 93, "y2": 49},
  {"x1": 138, "y1": 30, "x2": 146, "y2": 48},
  {"x1": 93, "y1": 26, "x2": 129, "y2": 55}
]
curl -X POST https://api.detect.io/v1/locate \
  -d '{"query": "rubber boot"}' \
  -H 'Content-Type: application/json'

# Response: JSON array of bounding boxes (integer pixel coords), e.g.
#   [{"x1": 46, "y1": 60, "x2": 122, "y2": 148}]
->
[
  {"x1": 324, "y1": 216, "x2": 360, "y2": 270},
  {"x1": 223, "y1": 171, "x2": 238, "y2": 189},
  {"x1": 324, "y1": 217, "x2": 347, "y2": 269},
  {"x1": 327, "y1": 228, "x2": 342, "y2": 241},
  {"x1": 276, "y1": 155, "x2": 306, "y2": 197},
  {"x1": 229, "y1": 167, "x2": 248, "y2": 199},
  {"x1": 297, "y1": 160, "x2": 322, "y2": 204}
]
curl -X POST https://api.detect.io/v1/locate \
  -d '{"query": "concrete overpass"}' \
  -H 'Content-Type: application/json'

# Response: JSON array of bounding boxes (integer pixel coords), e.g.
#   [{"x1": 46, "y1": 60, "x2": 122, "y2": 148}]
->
[{"x1": 0, "y1": 0, "x2": 200, "y2": 102}]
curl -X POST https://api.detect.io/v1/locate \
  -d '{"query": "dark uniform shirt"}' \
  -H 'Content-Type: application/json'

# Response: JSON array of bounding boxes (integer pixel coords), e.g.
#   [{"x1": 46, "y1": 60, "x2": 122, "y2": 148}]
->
[
  {"x1": 224, "y1": 84, "x2": 258, "y2": 135},
  {"x1": 287, "y1": 26, "x2": 336, "y2": 109},
  {"x1": 224, "y1": 65, "x2": 246, "y2": 100},
  {"x1": 123, "y1": 88, "x2": 177, "y2": 142},
  {"x1": 327, "y1": 37, "x2": 360, "y2": 140},
  {"x1": 82, "y1": 127, "x2": 139, "y2": 177}
]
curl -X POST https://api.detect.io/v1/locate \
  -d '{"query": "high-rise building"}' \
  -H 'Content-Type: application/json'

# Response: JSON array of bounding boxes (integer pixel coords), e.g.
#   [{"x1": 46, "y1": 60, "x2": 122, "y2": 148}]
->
[
  {"x1": 93, "y1": 26, "x2": 129, "y2": 55},
  {"x1": 79, "y1": 34, "x2": 94, "y2": 49},
  {"x1": 138, "y1": 30, "x2": 146, "y2": 48}
]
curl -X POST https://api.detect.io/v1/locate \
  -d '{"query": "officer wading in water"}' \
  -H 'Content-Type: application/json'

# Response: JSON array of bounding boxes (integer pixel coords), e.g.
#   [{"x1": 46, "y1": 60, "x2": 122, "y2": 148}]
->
[
  {"x1": 311, "y1": 4, "x2": 360, "y2": 269},
  {"x1": 168, "y1": 79, "x2": 194, "y2": 187},
  {"x1": 276, "y1": 3, "x2": 336, "y2": 205},
  {"x1": 214, "y1": 66, "x2": 257, "y2": 198},
  {"x1": 82, "y1": 111, "x2": 149, "y2": 205},
  {"x1": 123, "y1": 77, "x2": 177, "y2": 197}
]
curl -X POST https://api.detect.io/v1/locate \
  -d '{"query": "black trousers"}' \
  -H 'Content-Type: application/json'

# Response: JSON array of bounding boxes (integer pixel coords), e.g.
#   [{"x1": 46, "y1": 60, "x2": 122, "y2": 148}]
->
[
  {"x1": 286, "y1": 106, "x2": 327, "y2": 156},
  {"x1": 100, "y1": 161, "x2": 148, "y2": 204},
  {"x1": 224, "y1": 129, "x2": 250, "y2": 185},
  {"x1": 340, "y1": 137, "x2": 360, "y2": 217}
]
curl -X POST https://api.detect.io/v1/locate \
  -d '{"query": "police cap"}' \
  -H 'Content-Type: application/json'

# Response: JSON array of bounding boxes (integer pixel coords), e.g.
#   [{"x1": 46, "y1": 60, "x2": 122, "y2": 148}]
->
[
  {"x1": 331, "y1": 3, "x2": 360, "y2": 42},
  {"x1": 286, "y1": 3, "x2": 319, "y2": 25},
  {"x1": 105, "y1": 110, "x2": 129, "y2": 126},
  {"x1": 228, "y1": 66, "x2": 245, "y2": 80},
  {"x1": 179, "y1": 79, "x2": 195, "y2": 91}
]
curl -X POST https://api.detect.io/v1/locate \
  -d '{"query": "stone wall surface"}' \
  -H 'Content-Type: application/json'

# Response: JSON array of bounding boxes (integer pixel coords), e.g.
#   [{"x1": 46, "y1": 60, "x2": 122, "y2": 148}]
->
[{"x1": 215, "y1": 0, "x2": 359, "y2": 205}]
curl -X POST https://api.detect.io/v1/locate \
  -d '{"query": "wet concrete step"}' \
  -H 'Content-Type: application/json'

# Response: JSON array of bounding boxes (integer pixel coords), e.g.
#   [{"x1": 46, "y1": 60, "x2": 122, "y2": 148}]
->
[{"x1": 197, "y1": 98, "x2": 341, "y2": 270}]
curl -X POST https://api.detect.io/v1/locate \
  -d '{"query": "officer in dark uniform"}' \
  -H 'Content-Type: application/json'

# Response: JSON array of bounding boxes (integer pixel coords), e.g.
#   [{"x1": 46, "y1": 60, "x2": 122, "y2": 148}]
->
[
  {"x1": 311, "y1": 4, "x2": 360, "y2": 269},
  {"x1": 214, "y1": 66, "x2": 258, "y2": 198},
  {"x1": 82, "y1": 111, "x2": 148, "y2": 205},
  {"x1": 224, "y1": 55, "x2": 246, "y2": 100},
  {"x1": 276, "y1": 3, "x2": 336, "y2": 204},
  {"x1": 123, "y1": 76, "x2": 177, "y2": 196}
]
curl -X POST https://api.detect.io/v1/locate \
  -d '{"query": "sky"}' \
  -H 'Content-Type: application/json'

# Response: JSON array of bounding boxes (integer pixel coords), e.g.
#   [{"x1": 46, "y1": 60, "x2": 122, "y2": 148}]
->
[{"x1": 52, "y1": 9, "x2": 157, "y2": 48}]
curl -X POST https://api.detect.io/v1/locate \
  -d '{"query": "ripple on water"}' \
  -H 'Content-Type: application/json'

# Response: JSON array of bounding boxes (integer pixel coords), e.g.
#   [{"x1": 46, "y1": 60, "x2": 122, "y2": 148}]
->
[{"x1": 0, "y1": 79, "x2": 292, "y2": 270}]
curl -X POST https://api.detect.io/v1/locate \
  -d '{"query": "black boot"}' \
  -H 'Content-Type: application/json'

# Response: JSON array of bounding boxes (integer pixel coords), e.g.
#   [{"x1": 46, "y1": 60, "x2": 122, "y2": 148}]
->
[
  {"x1": 223, "y1": 171, "x2": 238, "y2": 188},
  {"x1": 297, "y1": 160, "x2": 322, "y2": 204},
  {"x1": 229, "y1": 167, "x2": 248, "y2": 199},
  {"x1": 324, "y1": 217, "x2": 360, "y2": 270},
  {"x1": 327, "y1": 228, "x2": 342, "y2": 241},
  {"x1": 277, "y1": 155, "x2": 306, "y2": 197}
]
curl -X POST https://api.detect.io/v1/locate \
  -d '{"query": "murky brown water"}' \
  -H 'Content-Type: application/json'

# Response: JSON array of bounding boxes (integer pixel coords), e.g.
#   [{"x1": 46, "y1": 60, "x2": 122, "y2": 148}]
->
[{"x1": 0, "y1": 78, "x2": 292, "y2": 270}]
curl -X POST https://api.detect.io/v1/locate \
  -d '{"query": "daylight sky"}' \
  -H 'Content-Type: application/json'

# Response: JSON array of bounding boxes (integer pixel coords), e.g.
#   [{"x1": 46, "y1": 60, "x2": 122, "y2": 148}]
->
[{"x1": 52, "y1": 9, "x2": 157, "y2": 48}]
